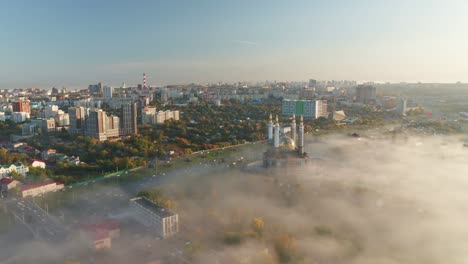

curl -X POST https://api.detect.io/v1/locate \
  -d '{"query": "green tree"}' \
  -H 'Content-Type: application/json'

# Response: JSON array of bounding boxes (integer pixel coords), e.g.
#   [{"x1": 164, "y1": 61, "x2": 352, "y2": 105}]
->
[{"x1": 10, "y1": 171, "x2": 25, "y2": 182}]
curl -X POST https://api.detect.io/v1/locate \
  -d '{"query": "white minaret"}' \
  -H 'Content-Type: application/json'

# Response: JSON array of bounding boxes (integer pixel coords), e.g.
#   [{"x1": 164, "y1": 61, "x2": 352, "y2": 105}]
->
[
  {"x1": 298, "y1": 115, "x2": 304, "y2": 155},
  {"x1": 291, "y1": 114, "x2": 297, "y2": 144},
  {"x1": 274, "y1": 115, "x2": 280, "y2": 148},
  {"x1": 268, "y1": 113, "x2": 273, "y2": 142}
]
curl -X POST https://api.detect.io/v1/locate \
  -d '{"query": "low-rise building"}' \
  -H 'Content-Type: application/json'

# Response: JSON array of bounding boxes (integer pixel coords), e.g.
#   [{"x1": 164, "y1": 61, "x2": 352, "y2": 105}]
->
[
  {"x1": 21, "y1": 181, "x2": 64, "y2": 198},
  {"x1": 0, "y1": 177, "x2": 21, "y2": 191},
  {"x1": 0, "y1": 162, "x2": 29, "y2": 178},
  {"x1": 130, "y1": 197, "x2": 179, "y2": 239},
  {"x1": 22, "y1": 123, "x2": 38, "y2": 136},
  {"x1": 29, "y1": 159, "x2": 46, "y2": 169},
  {"x1": 41, "y1": 149, "x2": 56, "y2": 160},
  {"x1": 81, "y1": 220, "x2": 120, "y2": 251}
]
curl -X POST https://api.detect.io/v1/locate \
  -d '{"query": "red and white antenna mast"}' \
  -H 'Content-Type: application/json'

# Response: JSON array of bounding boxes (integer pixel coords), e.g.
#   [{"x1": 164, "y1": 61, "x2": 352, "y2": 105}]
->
[{"x1": 143, "y1": 73, "x2": 147, "y2": 88}]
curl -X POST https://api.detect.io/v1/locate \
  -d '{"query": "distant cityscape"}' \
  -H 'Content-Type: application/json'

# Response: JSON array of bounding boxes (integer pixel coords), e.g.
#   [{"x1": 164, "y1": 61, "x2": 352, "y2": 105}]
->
[{"x1": 0, "y1": 74, "x2": 467, "y2": 263}]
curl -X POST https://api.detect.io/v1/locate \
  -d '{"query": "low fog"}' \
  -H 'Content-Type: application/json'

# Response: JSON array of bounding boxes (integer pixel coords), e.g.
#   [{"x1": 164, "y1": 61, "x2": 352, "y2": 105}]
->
[
  {"x1": 177, "y1": 134, "x2": 468, "y2": 264},
  {"x1": 2, "y1": 133, "x2": 468, "y2": 264}
]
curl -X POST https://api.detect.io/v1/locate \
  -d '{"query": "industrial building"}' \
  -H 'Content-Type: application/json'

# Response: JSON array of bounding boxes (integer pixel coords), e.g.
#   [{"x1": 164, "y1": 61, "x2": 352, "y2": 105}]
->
[
  {"x1": 21, "y1": 181, "x2": 64, "y2": 198},
  {"x1": 130, "y1": 197, "x2": 179, "y2": 239}
]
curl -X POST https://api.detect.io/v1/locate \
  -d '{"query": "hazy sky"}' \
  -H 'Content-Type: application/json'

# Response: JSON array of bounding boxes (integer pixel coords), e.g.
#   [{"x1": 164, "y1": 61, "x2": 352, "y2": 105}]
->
[{"x1": 1, "y1": 0, "x2": 468, "y2": 88}]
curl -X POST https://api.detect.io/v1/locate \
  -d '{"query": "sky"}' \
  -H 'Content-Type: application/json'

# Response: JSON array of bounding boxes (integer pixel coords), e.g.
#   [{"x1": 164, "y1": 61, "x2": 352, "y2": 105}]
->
[{"x1": 1, "y1": 0, "x2": 468, "y2": 88}]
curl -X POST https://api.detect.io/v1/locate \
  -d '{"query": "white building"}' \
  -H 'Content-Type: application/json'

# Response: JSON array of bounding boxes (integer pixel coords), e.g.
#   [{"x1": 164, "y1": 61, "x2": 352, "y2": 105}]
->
[
  {"x1": 130, "y1": 197, "x2": 179, "y2": 239},
  {"x1": 56, "y1": 112, "x2": 70, "y2": 126},
  {"x1": 0, "y1": 162, "x2": 29, "y2": 178},
  {"x1": 155, "y1": 110, "x2": 180, "y2": 124},
  {"x1": 142, "y1": 107, "x2": 157, "y2": 125},
  {"x1": 30, "y1": 159, "x2": 46, "y2": 169}
]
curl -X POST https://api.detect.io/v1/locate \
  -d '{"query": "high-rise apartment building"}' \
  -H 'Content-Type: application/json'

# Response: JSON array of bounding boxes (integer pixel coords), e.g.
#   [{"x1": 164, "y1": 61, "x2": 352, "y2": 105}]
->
[
  {"x1": 88, "y1": 82, "x2": 103, "y2": 95},
  {"x1": 106, "y1": 115, "x2": 120, "y2": 138},
  {"x1": 282, "y1": 99, "x2": 328, "y2": 118},
  {"x1": 69, "y1": 107, "x2": 86, "y2": 134},
  {"x1": 355, "y1": 85, "x2": 376, "y2": 104},
  {"x1": 120, "y1": 102, "x2": 138, "y2": 136},
  {"x1": 85, "y1": 109, "x2": 107, "y2": 141},
  {"x1": 103, "y1": 86, "x2": 113, "y2": 98}
]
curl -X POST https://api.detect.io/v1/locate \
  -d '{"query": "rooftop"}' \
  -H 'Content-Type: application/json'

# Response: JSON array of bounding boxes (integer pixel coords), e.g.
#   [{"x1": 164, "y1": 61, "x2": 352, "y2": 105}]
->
[
  {"x1": 0, "y1": 177, "x2": 16, "y2": 185},
  {"x1": 131, "y1": 197, "x2": 176, "y2": 218},
  {"x1": 22, "y1": 181, "x2": 58, "y2": 191}
]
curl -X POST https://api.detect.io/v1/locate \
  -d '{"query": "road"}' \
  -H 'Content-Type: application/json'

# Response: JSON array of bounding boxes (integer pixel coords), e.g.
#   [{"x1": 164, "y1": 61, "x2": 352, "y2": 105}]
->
[
  {"x1": 0, "y1": 142, "x2": 266, "y2": 263},
  {"x1": 2, "y1": 198, "x2": 68, "y2": 243}
]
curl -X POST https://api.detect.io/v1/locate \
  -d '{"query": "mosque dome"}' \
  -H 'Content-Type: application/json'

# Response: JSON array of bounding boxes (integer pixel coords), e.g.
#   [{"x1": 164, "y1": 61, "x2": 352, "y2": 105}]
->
[{"x1": 279, "y1": 136, "x2": 296, "y2": 151}]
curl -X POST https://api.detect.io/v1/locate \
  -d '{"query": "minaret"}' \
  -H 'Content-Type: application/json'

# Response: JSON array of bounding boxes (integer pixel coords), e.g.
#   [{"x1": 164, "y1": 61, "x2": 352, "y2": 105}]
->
[
  {"x1": 298, "y1": 115, "x2": 304, "y2": 155},
  {"x1": 291, "y1": 114, "x2": 297, "y2": 144},
  {"x1": 274, "y1": 115, "x2": 280, "y2": 148},
  {"x1": 268, "y1": 113, "x2": 273, "y2": 142}
]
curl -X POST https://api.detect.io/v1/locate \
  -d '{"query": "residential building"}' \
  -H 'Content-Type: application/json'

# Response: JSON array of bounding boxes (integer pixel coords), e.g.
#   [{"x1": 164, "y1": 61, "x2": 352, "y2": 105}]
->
[
  {"x1": 42, "y1": 105, "x2": 59, "y2": 118},
  {"x1": 142, "y1": 107, "x2": 157, "y2": 125},
  {"x1": 88, "y1": 82, "x2": 103, "y2": 95},
  {"x1": 85, "y1": 109, "x2": 107, "y2": 141},
  {"x1": 30, "y1": 159, "x2": 46, "y2": 169},
  {"x1": 41, "y1": 149, "x2": 56, "y2": 160},
  {"x1": 56, "y1": 112, "x2": 70, "y2": 126},
  {"x1": 120, "y1": 102, "x2": 138, "y2": 135},
  {"x1": 11, "y1": 112, "x2": 30, "y2": 123},
  {"x1": 355, "y1": 85, "x2": 376, "y2": 104},
  {"x1": 282, "y1": 99, "x2": 328, "y2": 118},
  {"x1": 106, "y1": 115, "x2": 120, "y2": 138},
  {"x1": 103, "y1": 86, "x2": 113, "y2": 98},
  {"x1": 12, "y1": 100, "x2": 31, "y2": 114},
  {"x1": 22, "y1": 123, "x2": 38, "y2": 136},
  {"x1": 0, "y1": 162, "x2": 29, "y2": 178},
  {"x1": 130, "y1": 197, "x2": 179, "y2": 239},
  {"x1": 154, "y1": 110, "x2": 180, "y2": 124},
  {"x1": 69, "y1": 106, "x2": 86, "y2": 134},
  {"x1": 31, "y1": 118, "x2": 56, "y2": 134}
]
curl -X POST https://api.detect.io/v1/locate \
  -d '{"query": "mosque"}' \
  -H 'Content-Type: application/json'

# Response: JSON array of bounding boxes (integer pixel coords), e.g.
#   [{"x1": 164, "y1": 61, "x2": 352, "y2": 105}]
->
[{"x1": 263, "y1": 114, "x2": 308, "y2": 168}]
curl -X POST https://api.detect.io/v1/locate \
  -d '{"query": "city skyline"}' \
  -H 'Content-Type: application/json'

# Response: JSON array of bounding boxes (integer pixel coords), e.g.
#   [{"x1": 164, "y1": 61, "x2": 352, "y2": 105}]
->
[{"x1": 2, "y1": 0, "x2": 468, "y2": 88}]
